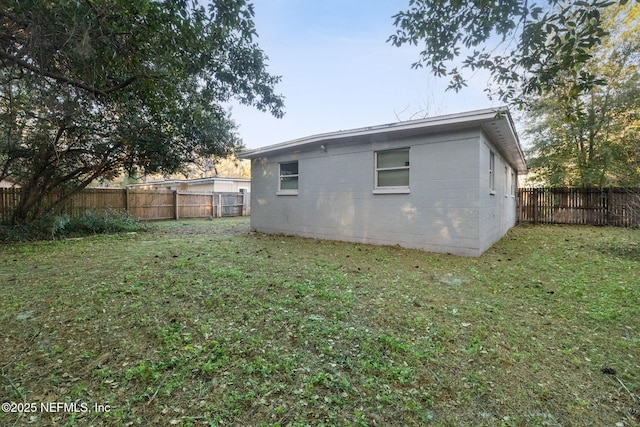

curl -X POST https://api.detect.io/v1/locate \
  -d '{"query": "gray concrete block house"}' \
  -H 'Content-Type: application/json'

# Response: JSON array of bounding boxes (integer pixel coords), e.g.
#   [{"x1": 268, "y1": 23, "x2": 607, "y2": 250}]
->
[{"x1": 238, "y1": 107, "x2": 527, "y2": 256}]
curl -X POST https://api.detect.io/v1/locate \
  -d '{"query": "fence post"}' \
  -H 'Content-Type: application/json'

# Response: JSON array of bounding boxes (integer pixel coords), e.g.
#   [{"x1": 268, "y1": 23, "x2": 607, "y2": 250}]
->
[
  {"x1": 125, "y1": 188, "x2": 129, "y2": 215},
  {"x1": 211, "y1": 193, "x2": 215, "y2": 218},
  {"x1": 532, "y1": 188, "x2": 538, "y2": 224},
  {"x1": 0, "y1": 188, "x2": 4, "y2": 223},
  {"x1": 217, "y1": 193, "x2": 222, "y2": 218},
  {"x1": 605, "y1": 187, "x2": 611, "y2": 225},
  {"x1": 174, "y1": 190, "x2": 179, "y2": 220}
]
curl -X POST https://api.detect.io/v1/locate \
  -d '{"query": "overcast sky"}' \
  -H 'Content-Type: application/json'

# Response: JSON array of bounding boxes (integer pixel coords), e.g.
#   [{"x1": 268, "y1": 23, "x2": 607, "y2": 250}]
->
[{"x1": 230, "y1": 0, "x2": 501, "y2": 149}]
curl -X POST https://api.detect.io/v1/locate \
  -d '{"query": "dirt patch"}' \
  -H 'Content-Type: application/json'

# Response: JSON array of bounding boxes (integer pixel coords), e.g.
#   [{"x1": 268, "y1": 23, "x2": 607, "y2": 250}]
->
[{"x1": 153, "y1": 217, "x2": 250, "y2": 235}]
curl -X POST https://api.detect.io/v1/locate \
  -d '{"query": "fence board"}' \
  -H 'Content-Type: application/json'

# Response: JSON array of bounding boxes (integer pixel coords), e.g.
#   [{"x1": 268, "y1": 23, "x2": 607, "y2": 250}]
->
[
  {"x1": 518, "y1": 187, "x2": 640, "y2": 227},
  {"x1": 125, "y1": 189, "x2": 172, "y2": 220},
  {"x1": 178, "y1": 192, "x2": 214, "y2": 219},
  {"x1": 67, "y1": 188, "x2": 128, "y2": 217},
  {"x1": 0, "y1": 188, "x2": 249, "y2": 222},
  {"x1": 0, "y1": 188, "x2": 20, "y2": 223},
  {"x1": 220, "y1": 192, "x2": 245, "y2": 217}
]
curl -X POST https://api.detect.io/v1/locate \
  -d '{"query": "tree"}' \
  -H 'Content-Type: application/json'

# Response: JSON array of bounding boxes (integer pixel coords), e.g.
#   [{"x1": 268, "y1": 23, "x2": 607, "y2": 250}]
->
[
  {"x1": 0, "y1": 0, "x2": 284, "y2": 224},
  {"x1": 388, "y1": 0, "x2": 638, "y2": 106},
  {"x1": 525, "y1": 3, "x2": 640, "y2": 187}
]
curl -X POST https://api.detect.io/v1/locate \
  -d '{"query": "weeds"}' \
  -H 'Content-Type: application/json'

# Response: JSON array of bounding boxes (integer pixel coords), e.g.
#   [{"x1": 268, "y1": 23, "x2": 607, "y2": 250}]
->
[{"x1": 0, "y1": 209, "x2": 144, "y2": 241}]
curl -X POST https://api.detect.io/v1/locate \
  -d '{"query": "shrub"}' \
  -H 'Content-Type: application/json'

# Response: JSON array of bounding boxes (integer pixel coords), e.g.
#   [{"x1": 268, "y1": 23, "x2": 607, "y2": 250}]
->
[
  {"x1": 0, "y1": 209, "x2": 145, "y2": 242},
  {"x1": 64, "y1": 209, "x2": 143, "y2": 235}
]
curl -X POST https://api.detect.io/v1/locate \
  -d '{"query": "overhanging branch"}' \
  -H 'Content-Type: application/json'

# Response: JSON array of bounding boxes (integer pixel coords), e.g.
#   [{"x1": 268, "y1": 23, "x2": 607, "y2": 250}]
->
[{"x1": 0, "y1": 50, "x2": 157, "y2": 96}]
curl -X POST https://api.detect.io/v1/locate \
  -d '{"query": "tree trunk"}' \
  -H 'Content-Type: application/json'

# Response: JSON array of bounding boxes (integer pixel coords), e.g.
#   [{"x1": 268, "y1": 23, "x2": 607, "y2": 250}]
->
[{"x1": 11, "y1": 183, "x2": 51, "y2": 225}]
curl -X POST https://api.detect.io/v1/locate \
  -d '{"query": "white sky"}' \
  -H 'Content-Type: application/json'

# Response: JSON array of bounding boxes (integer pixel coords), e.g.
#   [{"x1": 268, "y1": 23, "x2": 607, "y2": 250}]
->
[{"x1": 229, "y1": 0, "x2": 503, "y2": 149}]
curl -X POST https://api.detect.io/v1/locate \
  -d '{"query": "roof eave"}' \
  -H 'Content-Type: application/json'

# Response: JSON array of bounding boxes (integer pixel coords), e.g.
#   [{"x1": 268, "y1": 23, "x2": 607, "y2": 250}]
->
[{"x1": 238, "y1": 107, "x2": 527, "y2": 173}]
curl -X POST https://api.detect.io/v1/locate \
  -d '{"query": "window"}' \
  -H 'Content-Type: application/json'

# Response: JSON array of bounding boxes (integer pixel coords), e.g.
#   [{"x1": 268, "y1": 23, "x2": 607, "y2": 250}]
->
[
  {"x1": 511, "y1": 171, "x2": 516, "y2": 196},
  {"x1": 489, "y1": 151, "x2": 495, "y2": 194},
  {"x1": 504, "y1": 166, "x2": 508, "y2": 196},
  {"x1": 375, "y1": 148, "x2": 410, "y2": 193},
  {"x1": 278, "y1": 161, "x2": 298, "y2": 194}
]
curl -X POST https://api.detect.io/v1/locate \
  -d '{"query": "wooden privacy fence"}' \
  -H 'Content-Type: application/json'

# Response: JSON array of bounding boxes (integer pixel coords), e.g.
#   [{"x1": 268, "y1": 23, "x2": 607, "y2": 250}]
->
[
  {"x1": 126, "y1": 190, "x2": 248, "y2": 220},
  {"x1": 0, "y1": 188, "x2": 250, "y2": 222},
  {"x1": 518, "y1": 187, "x2": 640, "y2": 227}
]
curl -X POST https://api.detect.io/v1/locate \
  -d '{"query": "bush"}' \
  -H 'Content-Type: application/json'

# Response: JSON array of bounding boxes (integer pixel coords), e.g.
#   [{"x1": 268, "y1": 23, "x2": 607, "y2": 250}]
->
[
  {"x1": 0, "y1": 209, "x2": 145, "y2": 242},
  {"x1": 64, "y1": 209, "x2": 143, "y2": 235}
]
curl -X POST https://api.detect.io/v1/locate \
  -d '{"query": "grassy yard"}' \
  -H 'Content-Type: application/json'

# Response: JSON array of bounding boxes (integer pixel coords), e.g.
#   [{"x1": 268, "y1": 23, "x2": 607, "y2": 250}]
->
[{"x1": 1, "y1": 218, "x2": 639, "y2": 426}]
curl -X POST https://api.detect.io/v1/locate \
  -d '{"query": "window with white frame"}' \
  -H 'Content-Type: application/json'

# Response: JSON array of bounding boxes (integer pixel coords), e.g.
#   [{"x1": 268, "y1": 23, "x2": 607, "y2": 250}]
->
[
  {"x1": 278, "y1": 161, "x2": 298, "y2": 194},
  {"x1": 489, "y1": 151, "x2": 495, "y2": 193},
  {"x1": 511, "y1": 170, "x2": 516, "y2": 196},
  {"x1": 375, "y1": 148, "x2": 410, "y2": 191}
]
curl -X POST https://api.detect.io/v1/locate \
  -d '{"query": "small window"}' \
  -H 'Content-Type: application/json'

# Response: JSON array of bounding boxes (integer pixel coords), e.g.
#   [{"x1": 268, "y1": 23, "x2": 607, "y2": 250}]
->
[
  {"x1": 511, "y1": 171, "x2": 516, "y2": 196},
  {"x1": 278, "y1": 161, "x2": 298, "y2": 194},
  {"x1": 489, "y1": 151, "x2": 495, "y2": 194},
  {"x1": 375, "y1": 148, "x2": 409, "y2": 192},
  {"x1": 504, "y1": 166, "x2": 508, "y2": 195}
]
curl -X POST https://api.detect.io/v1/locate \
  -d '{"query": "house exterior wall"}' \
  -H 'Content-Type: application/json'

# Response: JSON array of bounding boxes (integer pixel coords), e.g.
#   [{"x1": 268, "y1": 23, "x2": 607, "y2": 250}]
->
[
  {"x1": 250, "y1": 129, "x2": 489, "y2": 256},
  {"x1": 478, "y1": 133, "x2": 518, "y2": 254}
]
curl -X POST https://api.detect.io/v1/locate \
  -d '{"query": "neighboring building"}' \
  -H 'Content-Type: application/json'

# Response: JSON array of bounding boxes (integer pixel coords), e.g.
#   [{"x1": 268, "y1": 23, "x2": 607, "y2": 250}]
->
[
  {"x1": 238, "y1": 107, "x2": 527, "y2": 256},
  {"x1": 128, "y1": 177, "x2": 250, "y2": 193},
  {"x1": 0, "y1": 178, "x2": 20, "y2": 188}
]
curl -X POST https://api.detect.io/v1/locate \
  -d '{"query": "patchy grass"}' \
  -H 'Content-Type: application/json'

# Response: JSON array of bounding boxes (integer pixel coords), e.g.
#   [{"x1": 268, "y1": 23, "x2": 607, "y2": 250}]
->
[{"x1": 1, "y1": 218, "x2": 639, "y2": 426}]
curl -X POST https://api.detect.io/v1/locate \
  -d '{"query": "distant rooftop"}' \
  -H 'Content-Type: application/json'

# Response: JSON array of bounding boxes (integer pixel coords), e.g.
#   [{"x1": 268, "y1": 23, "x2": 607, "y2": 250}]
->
[{"x1": 127, "y1": 176, "x2": 250, "y2": 187}]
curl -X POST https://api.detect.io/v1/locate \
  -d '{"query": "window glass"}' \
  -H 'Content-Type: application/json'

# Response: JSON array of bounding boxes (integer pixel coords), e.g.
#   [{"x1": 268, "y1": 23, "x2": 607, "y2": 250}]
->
[
  {"x1": 375, "y1": 148, "x2": 409, "y2": 189},
  {"x1": 280, "y1": 161, "x2": 298, "y2": 176},
  {"x1": 378, "y1": 169, "x2": 409, "y2": 187},
  {"x1": 377, "y1": 150, "x2": 409, "y2": 169},
  {"x1": 279, "y1": 161, "x2": 298, "y2": 191},
  {"x1": 280, "y1": 176, "x2": 298, "y2": 190}
]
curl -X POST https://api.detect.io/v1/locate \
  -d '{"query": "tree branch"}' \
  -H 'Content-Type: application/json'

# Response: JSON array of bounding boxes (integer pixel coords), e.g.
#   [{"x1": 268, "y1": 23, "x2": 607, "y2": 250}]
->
[{"x1": 0, "y1": 50, "x2": 158, "y2": 96}]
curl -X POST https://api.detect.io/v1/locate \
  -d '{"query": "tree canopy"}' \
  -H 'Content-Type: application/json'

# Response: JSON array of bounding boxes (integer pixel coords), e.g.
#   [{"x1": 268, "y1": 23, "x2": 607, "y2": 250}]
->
[
  {"x1": 389, "y1": 0, "x2": 639, "y2": 105},
  {"x1": 0, "y1": 0, "x2": 284, "y2": 223},
  {"x1": 525, "y1": 3, "x2": 640, "y2": 187},
  {"x1": 390, "y1": 0, "x2": 640, "y2": 187}
]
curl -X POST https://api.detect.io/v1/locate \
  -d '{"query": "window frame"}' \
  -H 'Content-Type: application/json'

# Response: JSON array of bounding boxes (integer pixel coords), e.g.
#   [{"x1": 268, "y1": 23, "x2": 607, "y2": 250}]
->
[
  {"x1": 277, "y1": 160, "x2": 299, "y2": 195},
  {"x1": 373, "y1": 148, "x2": 410, "y2": 194}
]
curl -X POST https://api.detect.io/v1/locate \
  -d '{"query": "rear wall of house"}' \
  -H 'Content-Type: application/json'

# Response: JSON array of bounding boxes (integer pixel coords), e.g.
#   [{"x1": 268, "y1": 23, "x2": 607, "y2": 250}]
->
[
  {"x1": 478, "y1": 132, "x2": 518, "y2": 254},
  {"x1": 250, "y1": 129, "x2": 488, "y2": 256}
]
